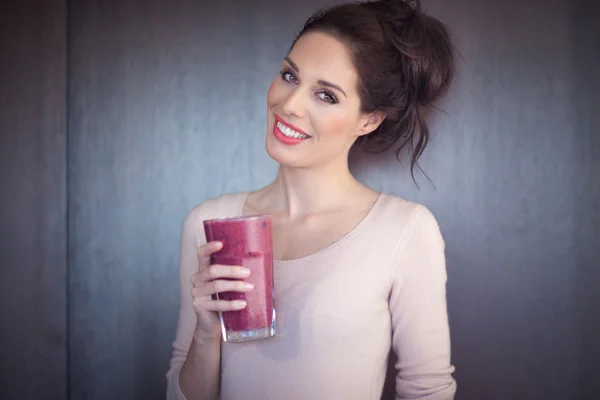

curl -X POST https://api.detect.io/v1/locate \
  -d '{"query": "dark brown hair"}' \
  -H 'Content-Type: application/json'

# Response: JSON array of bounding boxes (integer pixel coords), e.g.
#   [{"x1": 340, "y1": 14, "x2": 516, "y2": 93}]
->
[{"x1": 290, "y1": 0, "x2": 455, "y2": 180}]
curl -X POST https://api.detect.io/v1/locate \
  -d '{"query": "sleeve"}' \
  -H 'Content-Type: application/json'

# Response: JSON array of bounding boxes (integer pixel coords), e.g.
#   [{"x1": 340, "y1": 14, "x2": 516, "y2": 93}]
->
[
  {"x1": 166, "y1": 207, "x2": 204, "y2": 400},
  {"x1": 389, "y1": 206, "x2": 457, "y2": 399}
]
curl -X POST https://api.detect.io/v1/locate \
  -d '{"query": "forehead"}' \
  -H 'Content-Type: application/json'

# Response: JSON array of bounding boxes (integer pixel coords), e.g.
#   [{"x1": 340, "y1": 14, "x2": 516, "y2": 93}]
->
[{"x1": 289, "y1": 32, "x2": 358, "y2": 85}]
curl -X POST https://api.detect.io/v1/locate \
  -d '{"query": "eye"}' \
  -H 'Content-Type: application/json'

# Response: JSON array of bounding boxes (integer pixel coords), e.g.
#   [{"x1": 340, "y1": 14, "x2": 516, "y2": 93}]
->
[
  {"x1": 280, "y1": 70, "x2": 298, "y2": 85},
  {"x1": 317, "y1": 91, "x2": 338, "y2": 104}
]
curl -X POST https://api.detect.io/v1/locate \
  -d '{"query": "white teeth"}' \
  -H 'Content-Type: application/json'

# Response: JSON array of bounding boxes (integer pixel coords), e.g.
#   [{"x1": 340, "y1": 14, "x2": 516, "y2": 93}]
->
[{"x1": 277, "y1": 121, "x2": 308, "y2": 139}]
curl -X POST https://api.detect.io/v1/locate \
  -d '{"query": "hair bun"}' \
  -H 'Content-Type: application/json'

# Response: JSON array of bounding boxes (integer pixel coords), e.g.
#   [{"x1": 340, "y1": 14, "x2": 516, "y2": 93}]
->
[{"x1": 362, "y1": 0, "x2": 421, "y2": 21}]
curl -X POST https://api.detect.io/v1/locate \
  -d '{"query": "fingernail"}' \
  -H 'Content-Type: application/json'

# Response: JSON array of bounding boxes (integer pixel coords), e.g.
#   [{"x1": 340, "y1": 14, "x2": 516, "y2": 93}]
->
[
  {"x1": 235, "y1": 300, "x2": 247, "y2": 308},
  {"x1": 240, "y1": 268, "x2": 251, "y2": 276},
  {"x1": 243, "y1": 283, "x2": 254, "y2": 290}
]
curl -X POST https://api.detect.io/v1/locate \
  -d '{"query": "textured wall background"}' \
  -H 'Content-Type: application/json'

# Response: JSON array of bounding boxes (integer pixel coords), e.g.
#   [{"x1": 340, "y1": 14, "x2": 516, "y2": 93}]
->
[
  {"x1": 0, "y1": 0, "x2": 67, "y2": 398},
  {"x1": 1, "y1": 0, "x2": 598, "y2": 399}
]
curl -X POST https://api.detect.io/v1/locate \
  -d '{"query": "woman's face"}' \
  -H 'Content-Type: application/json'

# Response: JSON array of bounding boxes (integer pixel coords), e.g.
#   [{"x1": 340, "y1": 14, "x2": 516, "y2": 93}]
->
[{"x1": 265, "y1": 31, "x2": 382, "y2": 169}]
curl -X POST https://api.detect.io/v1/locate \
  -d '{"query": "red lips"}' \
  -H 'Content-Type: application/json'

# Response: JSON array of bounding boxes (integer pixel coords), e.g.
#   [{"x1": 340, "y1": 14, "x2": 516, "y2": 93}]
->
[{"x1": 272, "y1": 115, "x2": 311, "y2": 146}]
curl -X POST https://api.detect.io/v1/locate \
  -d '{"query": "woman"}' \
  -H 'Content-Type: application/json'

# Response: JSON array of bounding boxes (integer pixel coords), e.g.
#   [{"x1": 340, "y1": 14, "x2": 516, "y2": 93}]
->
[{"x1": 167, "y1": 0, "x2": 456, "y2": 399}]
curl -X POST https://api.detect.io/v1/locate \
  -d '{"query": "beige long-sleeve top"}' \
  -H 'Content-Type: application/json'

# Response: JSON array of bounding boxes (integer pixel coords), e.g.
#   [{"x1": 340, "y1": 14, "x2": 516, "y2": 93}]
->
[{"x1": 166, "y1": 191, "x2": 456, "y2": 399}]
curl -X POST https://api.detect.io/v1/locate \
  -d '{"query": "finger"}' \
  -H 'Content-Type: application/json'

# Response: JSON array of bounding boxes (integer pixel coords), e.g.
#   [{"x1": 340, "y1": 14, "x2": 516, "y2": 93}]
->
[
  {"x1": 194, "y1": 279, "x2": 254, "y2": 297},
  {"x1": 197, "y1": 241, "x2": 223, "y2": 259},
  {"x1": 197, "y1": 264, "x2": 250, "y2": 283},
  {"x1": 194, "y1": 298, "x2": 247, "y2": 312}
]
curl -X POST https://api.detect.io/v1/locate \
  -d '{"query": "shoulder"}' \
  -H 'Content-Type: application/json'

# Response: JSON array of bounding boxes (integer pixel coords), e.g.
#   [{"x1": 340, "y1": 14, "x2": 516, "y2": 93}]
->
[
  {"x1": 186, "y1": 191, "x2": 246, "y2": 221},
  {"x1": 378, "y1": 193, "x2": 440, "y2": 229},
  {"x1": 381, "y1": 195, "x2": 447, "y2": 285},
  {"x1": 378, "y1": 193, "x2": 444, "y2": 250}
]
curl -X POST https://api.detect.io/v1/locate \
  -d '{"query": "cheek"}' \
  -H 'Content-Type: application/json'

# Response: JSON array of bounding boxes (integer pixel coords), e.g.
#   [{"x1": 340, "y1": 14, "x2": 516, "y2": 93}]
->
[
  {"x1": 316, "y1": 114, "x2": 356, "y2": 138},
  {"x1": 267, "y1": 78, "x2": 285, "y2": 108}
]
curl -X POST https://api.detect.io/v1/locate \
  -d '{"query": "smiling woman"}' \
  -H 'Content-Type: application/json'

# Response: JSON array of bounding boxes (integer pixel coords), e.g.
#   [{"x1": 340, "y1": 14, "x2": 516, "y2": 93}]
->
[
  {"x1": 265, "y1": 32, "x2": 376, "y2": 169},
  {"x1": 167, "y1": 1, "x2": 457, "y2": 399}
]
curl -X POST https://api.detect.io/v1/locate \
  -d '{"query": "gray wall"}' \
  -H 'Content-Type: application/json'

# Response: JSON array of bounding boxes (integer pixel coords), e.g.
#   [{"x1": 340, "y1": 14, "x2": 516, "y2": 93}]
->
[
  {"x1": 0, "y1": 0, "x2": 67, "y2": 398},
  {"x1": 1, "y1": 0, "x2": 598, "y2": 399}
]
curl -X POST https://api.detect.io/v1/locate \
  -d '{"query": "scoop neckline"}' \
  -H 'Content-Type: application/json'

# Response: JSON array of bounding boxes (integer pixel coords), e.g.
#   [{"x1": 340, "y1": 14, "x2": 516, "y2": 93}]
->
[{"x1": 237, "y1": 191, "x2": 386, "y2": 266}]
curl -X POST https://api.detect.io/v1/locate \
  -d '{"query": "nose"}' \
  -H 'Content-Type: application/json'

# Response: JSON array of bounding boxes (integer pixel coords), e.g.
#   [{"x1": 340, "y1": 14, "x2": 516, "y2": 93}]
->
[{"x1": 282, "y1": 87, "x2": 307, "y2": 118}]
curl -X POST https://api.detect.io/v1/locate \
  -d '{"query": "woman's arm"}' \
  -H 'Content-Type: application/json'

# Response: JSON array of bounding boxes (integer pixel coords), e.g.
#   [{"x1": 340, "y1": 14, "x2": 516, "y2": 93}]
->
[
  {"x1": 177, "y1": 332, "x2": 221, "y2": 400},
  {"x1": 389, "y1": 206, "x2": 457, "y2": 400},
  {"x1": 166, "y1": 208, "x2": 221, "y2": 400}
]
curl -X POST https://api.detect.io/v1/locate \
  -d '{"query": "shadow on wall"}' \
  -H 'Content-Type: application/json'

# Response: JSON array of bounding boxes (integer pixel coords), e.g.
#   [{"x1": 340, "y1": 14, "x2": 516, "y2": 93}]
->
[{"x1": 569, "y1": 0, "x2": 600, "y2": 398}]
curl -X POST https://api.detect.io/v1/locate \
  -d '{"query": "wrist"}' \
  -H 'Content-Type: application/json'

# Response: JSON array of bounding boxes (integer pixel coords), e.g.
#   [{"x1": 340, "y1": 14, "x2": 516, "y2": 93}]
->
[{"x1": 193, "y1": 327, "x2": 221, "y2": 347}]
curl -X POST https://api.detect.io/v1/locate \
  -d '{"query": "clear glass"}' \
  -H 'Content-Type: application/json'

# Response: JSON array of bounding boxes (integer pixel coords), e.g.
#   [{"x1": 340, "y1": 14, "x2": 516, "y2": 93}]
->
[{"x1": 203, "y1": 214, "x2": 276, "y2": 342}]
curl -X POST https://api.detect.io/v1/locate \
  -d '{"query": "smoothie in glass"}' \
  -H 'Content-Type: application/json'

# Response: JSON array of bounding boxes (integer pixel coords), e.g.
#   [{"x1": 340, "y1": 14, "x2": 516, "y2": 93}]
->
[{"x1": 203, "y1": 214, "x2": 275, "y2": 342}]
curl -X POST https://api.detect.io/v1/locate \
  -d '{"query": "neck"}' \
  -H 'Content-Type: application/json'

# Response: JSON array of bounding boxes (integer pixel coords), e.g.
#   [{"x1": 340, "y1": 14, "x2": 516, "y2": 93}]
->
[{"x1": 264, "y1": 158, "x2": 362, "y2": 217}]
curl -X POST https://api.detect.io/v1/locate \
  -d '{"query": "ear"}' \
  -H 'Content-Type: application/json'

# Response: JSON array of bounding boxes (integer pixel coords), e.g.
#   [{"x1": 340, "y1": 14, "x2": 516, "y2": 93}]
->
[{"x1": 357, "y1": 111, "x2": 386, "y2": 137}]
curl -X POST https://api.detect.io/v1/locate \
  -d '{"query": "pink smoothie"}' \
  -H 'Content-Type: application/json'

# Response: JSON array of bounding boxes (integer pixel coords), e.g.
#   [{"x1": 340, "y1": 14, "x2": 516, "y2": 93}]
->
[{"x1": 203, "y1": 215, "x2": 274, "y2": 332}]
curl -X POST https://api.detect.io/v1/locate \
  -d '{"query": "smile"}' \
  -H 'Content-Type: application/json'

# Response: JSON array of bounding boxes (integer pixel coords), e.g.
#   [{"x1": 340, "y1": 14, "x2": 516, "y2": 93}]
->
[
  {"x1": 276, "y1": 121, "x2": 310, "y2": 139},
  {"x1": 273, "y1": 116, "x2": 312, "y2": 145}
]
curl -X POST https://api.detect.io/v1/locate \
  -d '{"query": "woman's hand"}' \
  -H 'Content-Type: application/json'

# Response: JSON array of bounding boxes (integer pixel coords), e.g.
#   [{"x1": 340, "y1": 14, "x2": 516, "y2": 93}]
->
[{"x1": 191, "y1": 241, "x2": 253, "y2": 340}]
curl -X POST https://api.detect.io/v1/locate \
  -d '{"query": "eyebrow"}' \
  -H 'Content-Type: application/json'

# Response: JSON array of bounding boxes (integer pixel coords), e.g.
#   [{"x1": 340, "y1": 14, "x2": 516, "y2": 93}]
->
[{"x1": 284, "y1": 56, "x2": 347, "y2": 98}]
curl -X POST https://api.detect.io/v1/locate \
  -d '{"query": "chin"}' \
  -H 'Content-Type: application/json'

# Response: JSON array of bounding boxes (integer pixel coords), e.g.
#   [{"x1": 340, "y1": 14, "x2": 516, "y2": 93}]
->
[
  {"x1": 265, "y1": 133, "x2": 292, "y2": 166},
  {"x1": 265, "y1": 130, "x2": 308, "y2": 168}
]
